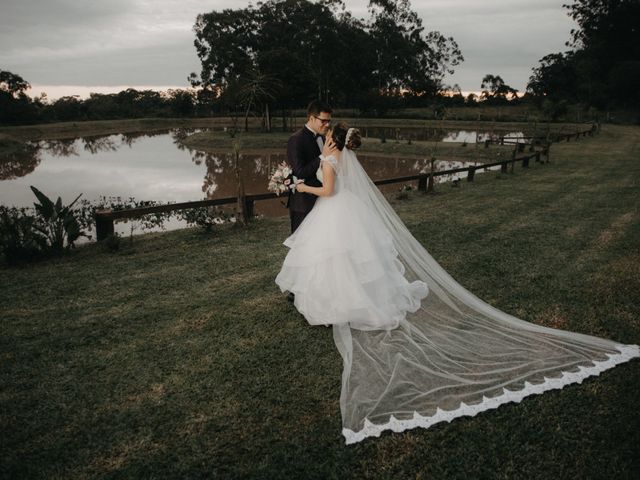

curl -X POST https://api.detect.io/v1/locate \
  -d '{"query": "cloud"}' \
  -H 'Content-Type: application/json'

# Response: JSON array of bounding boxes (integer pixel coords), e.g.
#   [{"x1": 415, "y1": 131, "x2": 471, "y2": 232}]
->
[
  {"x1": 0, "y1": 0, "x2": 213, "y2": 87},
  {"x1": 407, "y1": 0, "x2": 575, "y2": 89}
]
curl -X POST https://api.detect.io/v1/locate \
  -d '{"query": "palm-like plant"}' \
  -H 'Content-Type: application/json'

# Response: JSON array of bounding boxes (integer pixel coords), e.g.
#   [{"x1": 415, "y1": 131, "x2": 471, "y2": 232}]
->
[
  {"x1": 238, "y1": 69, "x2": 282, "y2": 132},
  {"x1": 30, "y1": 186, "x2": 88, "y2": 251}
]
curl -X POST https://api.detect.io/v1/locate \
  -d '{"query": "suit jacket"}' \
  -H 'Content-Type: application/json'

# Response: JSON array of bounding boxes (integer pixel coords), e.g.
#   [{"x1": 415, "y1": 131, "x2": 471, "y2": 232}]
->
[{"x1": 286, "y1": 127, "x2": 323, "y2": 213}]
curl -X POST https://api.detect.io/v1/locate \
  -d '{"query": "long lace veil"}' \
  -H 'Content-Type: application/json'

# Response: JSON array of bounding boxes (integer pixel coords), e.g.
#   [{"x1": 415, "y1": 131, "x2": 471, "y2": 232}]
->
[{"x1": 333, "y1": 147, "x2": 639, "y2": 444}]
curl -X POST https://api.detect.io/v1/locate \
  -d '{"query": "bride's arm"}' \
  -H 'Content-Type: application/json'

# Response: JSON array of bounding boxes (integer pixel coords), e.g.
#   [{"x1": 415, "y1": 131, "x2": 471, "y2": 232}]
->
[{"x1": 296, "y1": 160, "x2": 335, "y2": 197}]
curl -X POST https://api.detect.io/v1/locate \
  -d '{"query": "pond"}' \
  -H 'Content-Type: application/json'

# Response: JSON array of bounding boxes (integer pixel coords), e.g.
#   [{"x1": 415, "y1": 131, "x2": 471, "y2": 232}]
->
[
  {"x1": 0, "y1": 128, "x2": 502, "y2": 239},
  {"x1": 359, "y1": 126, "x2": 525, "y2": 144}
]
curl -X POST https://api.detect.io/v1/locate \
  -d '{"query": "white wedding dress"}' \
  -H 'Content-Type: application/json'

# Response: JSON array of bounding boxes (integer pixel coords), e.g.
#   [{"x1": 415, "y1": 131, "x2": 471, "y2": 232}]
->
[
  {"x1": 276, "y1": 154, "x2": 428, "y2": 330},
  {"x1": 275, "y1": 147, "x2": 639, "y2": 445}
]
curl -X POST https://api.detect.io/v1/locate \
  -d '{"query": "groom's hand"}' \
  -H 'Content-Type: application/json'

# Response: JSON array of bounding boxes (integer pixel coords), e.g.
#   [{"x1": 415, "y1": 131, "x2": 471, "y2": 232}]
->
[{"x1": 322, "y1": 138, "x2": 338, "y2": 157}]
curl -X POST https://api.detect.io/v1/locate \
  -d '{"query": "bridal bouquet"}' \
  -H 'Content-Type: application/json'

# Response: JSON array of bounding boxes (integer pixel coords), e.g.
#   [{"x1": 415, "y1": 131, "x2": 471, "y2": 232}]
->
[{"x1": 268, "y1": 162, "x2": 298, "y2": 196}]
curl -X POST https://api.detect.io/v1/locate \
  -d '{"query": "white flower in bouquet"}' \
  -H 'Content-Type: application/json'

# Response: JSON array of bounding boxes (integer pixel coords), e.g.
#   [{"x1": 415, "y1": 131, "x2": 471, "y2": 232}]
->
[{"x1": 268, "y1": 162, "x2": 299, "y2": 196}]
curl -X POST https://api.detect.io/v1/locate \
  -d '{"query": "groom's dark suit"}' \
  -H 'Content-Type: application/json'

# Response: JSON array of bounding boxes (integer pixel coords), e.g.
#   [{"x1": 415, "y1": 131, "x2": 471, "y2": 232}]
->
[{"x1": 286, "y1": 126, "x2": 323, "y2": 233}]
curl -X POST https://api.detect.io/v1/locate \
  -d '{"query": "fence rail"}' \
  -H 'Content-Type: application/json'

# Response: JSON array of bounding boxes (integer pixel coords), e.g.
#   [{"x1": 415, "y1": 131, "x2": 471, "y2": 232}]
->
[
  {"x1": 95, "y1": 153, "x2": 544, "y2": 240},
  {"x1": 94, "y1": 125, "x2": 596, "y2": 240},
  {"x1": 483, "y1": 124, "x2": 597, "y2": 147}
]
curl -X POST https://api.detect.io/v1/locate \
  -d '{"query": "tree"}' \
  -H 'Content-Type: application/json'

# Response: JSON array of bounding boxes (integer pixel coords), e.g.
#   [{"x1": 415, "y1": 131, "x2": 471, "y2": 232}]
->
[
  {"x1": 565, "y1": 0, "x2": 640, "y2": 60},
  {"x1": 253, "y1": 0, "x2": 342, "y2": 107},
  {"x1": 445, "y1": 83, "x2": 465, "y2": 106},
  {"x1": 367, "y1": 0, "x2": 463, "y2": 96},
  {"x1": 192, "y1": 7, "x2": 257, "y2": 88},
  {"x1": 191, "y1": 0, "x2": 464, "y2": 112},
  {"x1": 0, "y1": 70, "x2": 30, "y2": 98},
  {"x1": 50, "y1": 96, "x2": 84, "y2": 122},
  {"x1": 0, "y1": 70, "x2": 39, "y2": 124},
  {"x1": 238, "y1": 70, "x2": 281, "y2": 132},
  {"x1": 193, "y1": 1, "x2": 375, "y2": 118},
  {"x1": 465, "y1": 92, "x2": 478, "y2": 106},
  {"x1": 480, "y1": 74, "x2": 518, "y2": 103},
  {"x1": 84, "y1": 93, "x2": 121, "y2": 120},
  {"x1": 527, "y1": 0, "x2": 640, "y2": 109},
  {"x1": 527, "y1": 52, "x2": 577, "y2": 104},
  {"x1": 166, "y1": 89, "x2": 196, "y2": 117}
]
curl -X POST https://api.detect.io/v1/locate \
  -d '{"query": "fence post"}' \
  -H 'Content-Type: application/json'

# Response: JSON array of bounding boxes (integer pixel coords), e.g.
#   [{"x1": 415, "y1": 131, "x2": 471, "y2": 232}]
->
[
  {"x1": 95, "y1": 210, "x2": 114, "y2": 241},
  {"x1": 467, "y1": 166, "x2": 476, "y2": 182},
  {"x1": 427, "y1": 158, "x2": 436, "y2": 192},
  {"x1": 243, "y1": 198, "x2": 254, "y2": 222},
  {"x1": 418, "y1": 174, "x2": 428, "y2": 192},
  {"x1": 544, "y1": 142, "x2": 551, "y2": 163},
  {"x1": 501, "y1": 161, "x2": 508, "y2": 174},
  {"x1": 522, "y1": 156, "x2": 530, "y2": 168}
]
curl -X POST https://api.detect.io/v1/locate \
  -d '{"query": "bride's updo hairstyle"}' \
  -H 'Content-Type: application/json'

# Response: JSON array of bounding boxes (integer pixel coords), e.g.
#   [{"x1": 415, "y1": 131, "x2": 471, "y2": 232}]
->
[{"x1": 331, "y1": 123, "x2": 362, "y2": 151}]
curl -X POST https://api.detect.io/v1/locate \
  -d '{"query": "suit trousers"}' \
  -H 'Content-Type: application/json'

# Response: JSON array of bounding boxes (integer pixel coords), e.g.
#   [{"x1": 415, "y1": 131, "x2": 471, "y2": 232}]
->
[{"x1": 289, "y1": 210, "x2": 308, "y2": 234}]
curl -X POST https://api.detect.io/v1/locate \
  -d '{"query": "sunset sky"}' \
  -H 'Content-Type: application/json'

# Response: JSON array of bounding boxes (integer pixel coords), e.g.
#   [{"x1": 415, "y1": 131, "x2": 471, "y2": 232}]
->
[{"x1": 0, "y1": 0, "x2": 576, "y2": 99}]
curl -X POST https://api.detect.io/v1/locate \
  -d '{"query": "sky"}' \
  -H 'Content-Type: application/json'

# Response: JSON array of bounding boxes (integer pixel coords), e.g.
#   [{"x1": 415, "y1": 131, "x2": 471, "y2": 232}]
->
[{"x1": 0, "y1": 0, "x2": 576, "y2": 100}]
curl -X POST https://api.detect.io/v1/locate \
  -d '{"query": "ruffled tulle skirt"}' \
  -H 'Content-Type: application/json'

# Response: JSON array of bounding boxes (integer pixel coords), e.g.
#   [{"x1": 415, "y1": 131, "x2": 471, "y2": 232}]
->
[{"x1": 276, "y1": 189, "x2": 428, "y2": 331}]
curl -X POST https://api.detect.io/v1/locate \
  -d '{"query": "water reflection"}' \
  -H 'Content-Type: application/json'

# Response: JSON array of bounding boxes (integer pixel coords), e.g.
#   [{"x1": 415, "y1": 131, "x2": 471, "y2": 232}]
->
[
  {"x1": 360, "y1": 126, "x2": 525, "y2": 143},
  {"x1": 0, "y1": 143, "x2": 42, "y2": 180},
  {"x1": 25, "y1": 129, "x2": 198, "y2": 158},
  {"x1": 182, "y1": 150, "x2": 495, "y2": 218},
  {"x1": 442, "y1": 130, "x2": 525, "y2": 143},
  {"x1": 1, "y1": 128, "x2": 505, "y2": 238}
]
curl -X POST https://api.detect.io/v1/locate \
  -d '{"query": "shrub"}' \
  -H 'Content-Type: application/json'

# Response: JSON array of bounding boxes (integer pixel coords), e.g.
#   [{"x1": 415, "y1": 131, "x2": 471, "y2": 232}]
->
[
  {"x1": 30, "y1": 186, "x2": 89, "y2": 251},
  {"x1": 179, "y1": 206, "x2": 234, "y2": 232},
  {"x1": 0, "y1": 206, "x2": 48, "y2": 265}
]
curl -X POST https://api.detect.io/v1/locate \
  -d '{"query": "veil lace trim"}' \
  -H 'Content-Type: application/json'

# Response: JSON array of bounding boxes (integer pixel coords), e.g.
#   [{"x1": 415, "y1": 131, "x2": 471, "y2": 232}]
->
[{"x1": 342, "y1": 344, "x2": 639, "y2": 444}]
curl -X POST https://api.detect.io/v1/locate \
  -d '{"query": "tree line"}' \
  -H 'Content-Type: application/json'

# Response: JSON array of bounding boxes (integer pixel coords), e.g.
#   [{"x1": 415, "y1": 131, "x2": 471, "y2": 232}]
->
[
  {"x1": 1, "y1": 0, "x2": 637, "y2": 126},
  {"x1": 0, "y1": 75, "x2": 198, "y2": 125}
]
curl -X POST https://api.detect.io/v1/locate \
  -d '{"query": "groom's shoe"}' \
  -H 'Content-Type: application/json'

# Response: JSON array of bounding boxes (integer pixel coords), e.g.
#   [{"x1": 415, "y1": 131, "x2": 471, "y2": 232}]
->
[{"x1": 287, "y1": 292, "x2": 295, "y2": 303}]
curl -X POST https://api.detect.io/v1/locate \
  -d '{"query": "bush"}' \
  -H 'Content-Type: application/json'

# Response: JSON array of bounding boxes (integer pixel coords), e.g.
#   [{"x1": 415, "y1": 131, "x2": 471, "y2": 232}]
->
[
  {"x1": 395, "y1": 184, "x2": 414, "y2": 200},
  {"x1": 30, "y1": 186, "x2": 89, "y2": 251},
  {"x1": 178, "y1": 206, "x2": 234, "y2": 232},
  {"x1": 0, "y1": 187, "x2": 92, "y2": 265},
  {"x1": 0, "y1": 206, "x2": 48, "y2": 265}
]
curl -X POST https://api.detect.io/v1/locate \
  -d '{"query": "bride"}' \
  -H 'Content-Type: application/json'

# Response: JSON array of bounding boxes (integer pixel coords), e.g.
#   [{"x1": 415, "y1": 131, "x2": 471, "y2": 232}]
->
[
  {"x1": 275, "y1": 123, "x2": 639, "y2": 444},
  {"x1": 276, "y1": 124, "x2": 428, "y2": 330}
]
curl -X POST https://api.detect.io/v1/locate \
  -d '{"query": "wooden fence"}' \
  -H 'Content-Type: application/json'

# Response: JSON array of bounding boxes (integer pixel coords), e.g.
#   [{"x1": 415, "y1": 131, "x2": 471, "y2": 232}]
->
[
  {"x1": 482, "y1": 124, "x2": 598, "y2": 148},
  {"x1": 94, "y1": 125, "x2": 596, "y2": 240}
]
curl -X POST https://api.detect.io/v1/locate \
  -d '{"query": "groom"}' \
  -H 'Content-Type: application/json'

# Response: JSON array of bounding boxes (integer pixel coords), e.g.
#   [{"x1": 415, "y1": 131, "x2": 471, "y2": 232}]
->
[{"x1": 286, "y1": 100, "x2": 336, "y2": 233}]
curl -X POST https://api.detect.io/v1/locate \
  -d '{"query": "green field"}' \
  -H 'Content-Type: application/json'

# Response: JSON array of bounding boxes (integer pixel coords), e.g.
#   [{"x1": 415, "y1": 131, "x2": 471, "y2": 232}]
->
[{"x1": 1, "y1": 123, "x2": 639, "y2": 479}]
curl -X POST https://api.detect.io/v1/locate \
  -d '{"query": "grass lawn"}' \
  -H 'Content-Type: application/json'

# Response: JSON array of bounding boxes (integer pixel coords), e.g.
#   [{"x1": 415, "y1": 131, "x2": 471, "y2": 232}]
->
[{"x1": 1, "y1": 124, "x2": 639, "y2": 479}]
